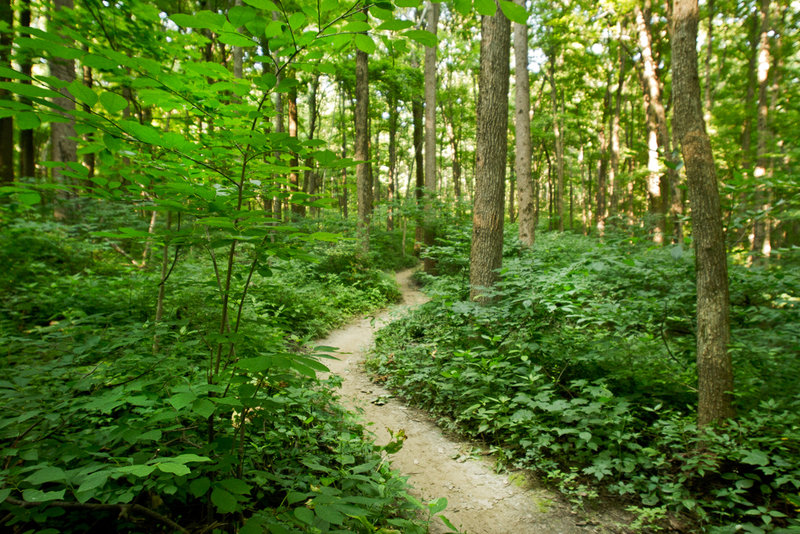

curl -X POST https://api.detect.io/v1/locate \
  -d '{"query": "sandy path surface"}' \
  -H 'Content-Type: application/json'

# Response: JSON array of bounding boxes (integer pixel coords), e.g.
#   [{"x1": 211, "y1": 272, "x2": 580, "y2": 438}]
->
[{"x1": 318, "y1": 269, "x2": 618, "y2": 534}]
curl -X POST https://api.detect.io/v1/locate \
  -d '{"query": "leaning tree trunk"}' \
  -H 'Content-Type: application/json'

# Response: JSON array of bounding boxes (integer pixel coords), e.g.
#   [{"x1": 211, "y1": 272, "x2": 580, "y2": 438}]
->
[
  {"x1": 470, "y1": 5, "x2": 510, "y2": 302},
  {"x1": 672, "y1": 0, "x2": 735, "y2": 427},
  {"x1": 514, "y1": 0, "x2": 534, "y2": 247}
]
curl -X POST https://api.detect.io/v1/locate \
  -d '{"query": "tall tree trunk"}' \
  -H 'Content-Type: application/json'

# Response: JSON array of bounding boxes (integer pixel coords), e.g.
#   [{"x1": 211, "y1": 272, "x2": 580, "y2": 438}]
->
[
  {"x1": 672, "y1": 0, "x2": 734, "y2": 427},
  {"x1": 609, "y1": 34, "x2": 625, "y2": 222},
  {"x1": 287, "y1": 76, "x2": 304, "y2": 218},
  {"x1": 387, "y1": 95, "x2": 398, "y2": 230},
  {"x1": 355, "y1": 45, "x2": 372, "y2": 249},
  {"x1": 635, "y1": 2, "x2": 667, "y2": 243},
  {"x1": 470, "y1": 6, "x2": 510, "y2": 302},
  {"x1": 0, "y1": 0, "x2": 13, "y2": 183},
  {"x1": 703, "y1": 0, "x2": 714, "y2": 119},
  {"x1": 338, "y1": 82, "x2": 348, "y2": 218},
  {"x1": 272, "y1": 67, "x2": 284, "y2": 222},
  {"x1": 422, "y1": 1, "x2": 440, "y2": 273},
  {"x1": 751, "y1": 0, "x2": 771, "y2": 262},
  {"x1": 597, "y1": 68, "x2": 612, "y2": 234},
  {"x1": 305, "y1": 74, "x2": 320, "y2": 217},
  {"x1": 18, "y1": 0, "x2": 35, "y2": 179},
  {"x1": 514, "y1": 0, "x2": 534, "y2": 246},
  {"x1": 50, "y1": 0, "x2": 78, "y2": 219},
  {"x1": 411, "y1": 57, "x2": 424, "y2": 253},
  {"x1": 549, "y1": 54, "x2": 565, "y2": 232}
]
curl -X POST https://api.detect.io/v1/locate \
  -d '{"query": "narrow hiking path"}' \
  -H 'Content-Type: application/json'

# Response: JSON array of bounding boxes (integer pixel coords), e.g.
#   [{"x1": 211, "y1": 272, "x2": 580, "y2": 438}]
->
[{"x1": 319, "y1": 269, "x2": 624, "y2": 534}]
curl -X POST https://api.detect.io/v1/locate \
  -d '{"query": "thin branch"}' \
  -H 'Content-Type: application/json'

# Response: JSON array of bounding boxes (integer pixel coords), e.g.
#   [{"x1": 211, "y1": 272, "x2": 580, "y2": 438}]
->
[{"x1": 5, "y1": 497, "x2": 189, "y2": 534}]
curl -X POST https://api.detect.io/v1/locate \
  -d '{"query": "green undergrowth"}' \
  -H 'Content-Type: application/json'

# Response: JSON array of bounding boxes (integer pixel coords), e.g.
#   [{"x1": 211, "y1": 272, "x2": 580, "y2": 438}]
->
[
  {"x1": 0, "y1": 217, "x2": 434, "y2": 533},
  {"x1": 366, "y1": 227, "x2": 800, "y2": 533}
]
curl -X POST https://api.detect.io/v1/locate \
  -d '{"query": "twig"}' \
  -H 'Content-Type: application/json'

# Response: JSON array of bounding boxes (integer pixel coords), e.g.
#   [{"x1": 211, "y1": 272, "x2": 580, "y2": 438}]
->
[{"x1": 5, "y1": 497, "x2": 189, "y2": 534}]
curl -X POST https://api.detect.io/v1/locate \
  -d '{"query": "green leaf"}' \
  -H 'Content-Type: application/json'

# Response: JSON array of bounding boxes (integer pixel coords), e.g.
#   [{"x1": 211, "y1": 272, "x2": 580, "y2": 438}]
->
[
  {"x1": 243, "y1": 0, "x2": 279, "y2": 10},
  {"x1": 428, "y1": 496, "x2": 448, "y2": 515},
  {"x1": 454, "y1": 0, "x2": 471, "y2": 15},
  {"x1": 82, "y1": 54, "x2": 119, "y2": 70},
  {"x1": 211, "y1": 487, "x2": 239, "y2": 513},
  {"x1": 25, "y1": 466, "x2": 67, "y2": 485},
  {"x1": 121, "y1": 121, "x2": 162, "y2": 145},
  {"x1": 156, "y1": 463, "x2": 191, "y2": 476},
  {"x1": 22, "y1": 489, "x2": 66, "y2": 503},
  {"x1": 499, "y1": 0, "x2": 528, "y2": 23},
  {"x1": 0, "y1": 66, "x2": 32, "y2": 80},
  {"x1": 742, "y1": 450, "x2": 770, "y2": 466},
  {"x1": 192, "y1": 398, "x2": 216, "y2": 418},
  {"x1": 229, "y1": 5, "x2": 257, "y2": 26},
  {"x1": 354, "y1": 34, "x2": 376, "y2": 54},
  {"x1": 99, "y1": 91, "x2": 128, "y2": 114},
  {"x1": 190, "y1": 477, "x2": 211, "y2": 497},
  {"x1": 116, "y1": 464, "x2": 156, "y2": 477},
  {"x1": 170, "y1": 454, "x2": 212, "y2": 464},
  {"x1": 344, "y1": 21, "x2": 371, "y2": 32},
  {"x1": 377, "y1": 19, "x2": 414, "y2": 31},
  {"x1": 67, "y1": 80, "x2": 97, "y2": 106},
  {"x1": 237, "y1": 355, "x2": 272, "y2": 372},
  {"x1": 474, "y1": 0, "x2": 497, "y2": 16},
  {"x1": 288, "y1": 12, "x2": 305, "y2": 28},
  {"x1": 403, "y1": 29, "x2": 437, "y2": 48},
  {"x1": 76, "y1": 471, "x2": 109, "y2": 494},
  {"x1": 275, "y1": 77, "x2": 299, "y2": 93},
  {"x1": 16, "y1": 112, "x2": 40, "y2": 130},
  {"x1": 0, "y1": 81, "x2": 61, "y2": 100},
  {"x1": 218, "y1": 32, "x2": 257, "y2": 47},
  {"x1": 0, "y1": 488, "x2": 10, "y2": 503},
  {"x1": 314, "y1": 504, "x2": 345, "y2": 525},
  {"x1": 219, "y1": 478, "x2": 251, "y2": 494},
  {"x1": 395, "y1": 0, "x2": 422, "y2": 6},
  {"x1": 294, "y1": 506, "x2": 314, "y2": 524}
]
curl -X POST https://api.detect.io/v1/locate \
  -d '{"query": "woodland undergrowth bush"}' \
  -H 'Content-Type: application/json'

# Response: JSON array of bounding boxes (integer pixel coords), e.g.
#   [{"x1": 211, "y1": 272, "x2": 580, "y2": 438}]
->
[
  {"x1": 368, "y1": 226, "x2": 800, "y2": 533},
  {"x1": 0, "y1": 215, "x2": 428, "y2": 533}
]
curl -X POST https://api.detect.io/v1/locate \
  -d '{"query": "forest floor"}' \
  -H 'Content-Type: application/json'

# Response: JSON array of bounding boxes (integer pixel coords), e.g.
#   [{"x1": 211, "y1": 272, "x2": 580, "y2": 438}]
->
[{"x1": 319, "y1": 268, "x2": 631, "y2": 534}]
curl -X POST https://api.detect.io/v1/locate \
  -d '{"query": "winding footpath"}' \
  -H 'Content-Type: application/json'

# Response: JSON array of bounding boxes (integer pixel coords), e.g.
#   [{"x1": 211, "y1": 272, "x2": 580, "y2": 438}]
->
[{"x1": 319, "y1": 269, "x2": 621, "y2": 534}]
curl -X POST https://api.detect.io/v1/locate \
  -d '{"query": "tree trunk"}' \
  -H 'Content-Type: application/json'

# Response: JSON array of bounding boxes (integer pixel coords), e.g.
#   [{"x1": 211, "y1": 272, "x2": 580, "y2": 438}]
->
[
  {"x1": 672, "y1": 0, "x2": 734, "y2": 427},
  {"x1": 387, "y1": 95, "x2": 398, "y2": 231},
  {"x1": 597, "y1": 68, "x2": 612, "y2": 234},
  {"x1": 609, "y1": 34, "x2": 625, "y2": 222},
  {"x1": 338, "y1": 82, "x2": 348, "y2": 218},
  {"x1": 549, "y1": 54, "x2": 565, "y2": 232},
  {"x1": 470, "y1": 5, "x2": 510, "y2": 302},
  {"x1": 50, "y1": 0, "x2": 78, "y2": 219},
  {"x1": 287, "y1": 76, "x2": 304, "y2": 218},
  {"x1": 0, "y1": 0, "x2": 13, "y2": 183},
  {"x1": 305, "y1": 74, "x2": 320, "y2": 217},
  {"x1": 422, "y1": 1, "x2": 440, "y2": 273},
  {"x1": 18, "y1": 0, "x2": 35, "y2": 179},
  {"x1": 514, "y1": 0, "x2": 534, "y2": 246},
  {"x1": 355, "y1": 46, "x2": 372, "y2": 248},
  {"x1": 412, "y1": 67, "x2": 424, "y2": 253},
  {"x1": 751, "y1": 0, "x2": 771, "y2": 262},
  {"x1": 635, "y1": 2, "x2": 667, "y2": 244}
]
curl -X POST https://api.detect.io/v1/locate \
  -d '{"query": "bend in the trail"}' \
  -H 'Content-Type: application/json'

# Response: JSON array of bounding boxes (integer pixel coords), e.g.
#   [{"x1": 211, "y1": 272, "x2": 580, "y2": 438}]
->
[{"x1": 319, "y1": 268, "x2": 625, "y2": 534}]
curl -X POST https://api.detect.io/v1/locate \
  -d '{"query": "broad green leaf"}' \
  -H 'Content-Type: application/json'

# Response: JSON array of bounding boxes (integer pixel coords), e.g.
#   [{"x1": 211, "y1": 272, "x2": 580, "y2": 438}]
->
[
  {"x1": 344, "y1": 21, "x2": 371, "y2": 32},
  {"x1": 499, "y1": 0, "x2": 528, "y2": 23},
  {"x1": 25, "y1": 466, "x2": 67, "y2": 484},
  {"x1": 169, "y1": 391, "x2": 197, "y2": 410},
  {"x1": 264, "y1": 19, "x2": 286, "y2": 38},
  {"x1": 22, "y1": 489, "x2": 66, "y2": 503},
  {"x1": 242, "y1": 0, "x2": 279, "y2": 10},
  {"x1": 294, "y1": 506, "x2": 314, "y2": 524},
  {"x1": 0, "y1": 81, "x2": 61, "y2": 100},
  {"x1": 0, "y1": 66, "x2": 32, "y2": 80},
  {"x1": 354, "y1": 34, "x2": 376, "y2": 54},
  {"x1": 67, "y1": 80, "x2": 97, "y2": 106},
  {"x1": 314, "y1": 504, "x2": 344, "y2": 525},
  {"x1": 82, "y1": 54, "x2": 119, "y2": 70},
  {"x1": 377, "y1": 19, "x2": 414, "y2": 31},
  {"x1": 237, "y1": 355, "x2": 272, "y2": 372},
  {"x1": 99, "y1": 91, "x2": 128, "y2": 114},
  {"x1": 211, "y1": 487, "x2": 238, "y2": 513},
  {"x1": 395, "y1": 0, "x2": 422, "y2": 6},
  {"x1": 156, "y1": 463, "x2": 191, "y2": 476},
  {"x1": 116, "y1": 464, "x2": 156, "y2": 477},
  {"x1": 190, "y1": 477, "x2": 211, "y2": 497},
  {"x1": 403, "y1": 29, "x2": 437, "y2": 48},
  {"x1": 742, "y1": 450, "x2": 770, "y2": 466},
  {"x1": 288, "y1": 12, "x2": 305, "y2": 28},
  {"x1": 192, "y1": 398, "x2": 216, "y2": 418},
  {"x1": 474, "y1": 0, "x2": 497, "y2": 16},
  {"x1": 121, "y1": 121, "x2": 162, "y2": 145},
  {"x1": 219, "y1": 478, "x2": 251, "y2": 494},
  {"x1": 76, "y1": 471, "x2": 109, "y2": 494},
  {"x1": 16, "y1": 112, "x2": 40, "y2": 130},
  {"x1": 218, "y1": 32, "x2": 256, "y2": 47},
  {"x1": 428, "y1": 497, "x2": 448, "y2": 515},
  {"x1": 275, "y1": 77, "x2": 299, "y2": 93},
  {"x1": 369, "y1": 6, "x2": 395, "y2": 20},
  {"x1": 229, "y1": 5, "x2": 257, "y2": 26},
  {"x1": 0, "y1": 488, "x2": 10, "y2": 503},
  {"x1": 454, "y1": 0, "x2": 471, "y2": 15}
]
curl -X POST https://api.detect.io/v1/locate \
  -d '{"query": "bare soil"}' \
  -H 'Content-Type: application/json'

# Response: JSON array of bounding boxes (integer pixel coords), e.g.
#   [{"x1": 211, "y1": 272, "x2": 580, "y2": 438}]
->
[{"x1": 319, "y1": 269, "x2": 627, "y2": 534}]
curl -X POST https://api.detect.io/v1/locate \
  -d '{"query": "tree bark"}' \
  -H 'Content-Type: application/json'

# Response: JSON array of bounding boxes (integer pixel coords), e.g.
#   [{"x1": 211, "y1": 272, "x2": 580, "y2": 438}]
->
[
  {"x1": 422, "y1": 1, "x2": 440, "y2": 273},
  {"x1": 18, "y1": 0, "x2": 35, "y2": 179},
  {"x1": 470, "y1": 5, "x2": 510, "y2": 302},
  {"x1": 355, "y1": 46, "x2": 372, "y2": 249},
  {"x1": 549, "y1": 53, "x2": 565, "y2": 232},
  {"x1": 50, "y1": 0, "x2": 78, "y2": 219},
  {"x1": 514, "y1": 0, "x2": 534, "y2": 246},
  {"x1": 387, "y1": 94, "x2": 398, "y2": 230},
  {"x1": 287, "y1": 75, "x2": 304, "y2": 219},
  {"x1": 0, "y1": 0, "x2": 13, "y2": 183},
  {"x1": 751, "y1": 0, "x2": 771, "y2": 262},
  {"x1": 672, "y1": 0, "x2": 734, "y2": 427}
]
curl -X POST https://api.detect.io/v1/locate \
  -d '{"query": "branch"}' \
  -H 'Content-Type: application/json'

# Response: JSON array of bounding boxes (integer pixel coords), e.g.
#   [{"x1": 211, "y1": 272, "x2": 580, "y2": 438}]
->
[{"x1": 5, "y1": 497, "x2": 189, "y2": 534}]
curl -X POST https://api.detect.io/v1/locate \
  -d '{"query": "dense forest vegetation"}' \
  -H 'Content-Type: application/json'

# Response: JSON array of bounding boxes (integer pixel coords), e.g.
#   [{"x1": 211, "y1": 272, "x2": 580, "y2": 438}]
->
[{"x1": 0, "y1": 0, "x2": 798, "y2": 532}]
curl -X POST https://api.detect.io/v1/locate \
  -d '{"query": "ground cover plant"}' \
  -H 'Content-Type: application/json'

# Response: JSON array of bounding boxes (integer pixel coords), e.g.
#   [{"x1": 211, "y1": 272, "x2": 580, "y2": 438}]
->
[
  {"x1": 0, "y1": 212, "x2": 431, "y2": 533},
  {"x1": 366, "y1": 226, "x2": 800, "y2": 533}
]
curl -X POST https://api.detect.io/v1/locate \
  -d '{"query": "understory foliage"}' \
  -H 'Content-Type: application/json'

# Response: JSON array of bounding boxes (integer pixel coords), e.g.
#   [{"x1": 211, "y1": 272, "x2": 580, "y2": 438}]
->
[
  {"x1": 0, "y1": 215, "x2": 428, "y2": 533},
  {"x1": 367, "y1": 226, "x2": 800, "y2": 533}
]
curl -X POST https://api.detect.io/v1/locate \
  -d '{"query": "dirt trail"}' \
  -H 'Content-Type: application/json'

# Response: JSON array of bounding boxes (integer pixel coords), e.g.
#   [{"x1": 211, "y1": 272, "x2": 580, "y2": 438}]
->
[{"x1": 319, "y1": 269, "x2": 618, "y2": 534}]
